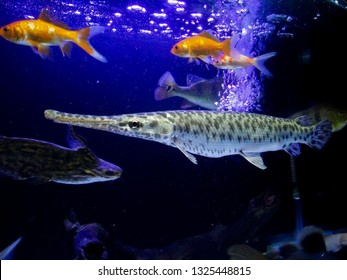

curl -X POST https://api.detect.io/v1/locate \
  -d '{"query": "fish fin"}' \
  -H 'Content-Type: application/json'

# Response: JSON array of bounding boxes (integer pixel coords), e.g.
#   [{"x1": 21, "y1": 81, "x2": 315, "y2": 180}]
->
[
  {"x1": 308, "y1": 119, "x2": 332, "y2": 149},
  {"x1": 228, "y1": 34, "x2": 242, "y2": 57},
  {"x1": 38, "y1": 8, "x2": 69, "y2": 29},
  {"x1": 228, "y1": 244, "x2": 269, "y2": 260},
  {"x1": 186, "y1": 74, "x2": 205, "y2": 86},
  {"x1": 198, "y1": 30, "x2": 220, "y2": 42},
  {"x1": 66, "y1": 125, "x2": 87, "y2": 150},
  {"x1": 31, "y1": 46, "x2": 39, "y2": 55},
  {"x1": 28, "y1": 39, "x2": 52, "y2": 60},
  {"x1": 221, "y1": 37, "x2": 232, "y2": 57},
  {"x1": 60, "y1": 42, "x2": 73, "y2": 57},
  {"x1": 173, "y1": 137, "x2": 198, "y2": 164},
  {"x1": 37, "y1": 44, "x2": 53, "y2": 60},
  {"x1": 199, "y1": 55, "x2": 213, "y2": 64},
  {"x1": 0, "y1": 236, "x2": 22, "y2": 260},
  {"x1": 253, "y1": 52, "x2": 277, "y2": 78},
  {"x1": 154, "y1": 71, "x2": 177, "y2": 100},
  {"x1": 180, "y1": 99, "x2": 196, "y2": 109},
  {"x1": 64, "y1": 208, "x2": 81, "y2": 233},
  {"x1": 187, "y1": 56, "x2": 197, "y2": 64},
  {"x1": 240, "y1": 152, "x2": 267, "y2": 169},
  {"x1": 26, "y1": 177, "x2": 51, "y2": 185},
  {"x1": 75, "y1": 26, "x2": 107, "y2": 62},
  {"x1": 285, "y1": 143, "x2": 301, "y2": 156},
  {"x1": 294, "y1": 115, "x2": 313, "y2": 126}
]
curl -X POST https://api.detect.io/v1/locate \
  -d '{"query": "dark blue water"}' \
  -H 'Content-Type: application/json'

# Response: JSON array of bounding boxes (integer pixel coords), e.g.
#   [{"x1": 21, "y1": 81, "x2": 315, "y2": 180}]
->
[{"x1": 1, "y1": 0, "x2": 347, "y2": 259}]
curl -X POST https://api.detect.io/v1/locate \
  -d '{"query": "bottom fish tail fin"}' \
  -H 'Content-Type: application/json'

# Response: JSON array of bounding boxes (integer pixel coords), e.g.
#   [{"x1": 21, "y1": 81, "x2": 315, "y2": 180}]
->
[
  {"x1": 154, "y1": 71, "x2": 177, "y2": 101},
  {"x1": 308, "y1": 119, "x2": 332, "y2": 149},
  {"x1": 75, "y1": 26, "x2": 107, "y2": 63},
  {"x1": 254, "y1": 51, "x2": 277, "y2": 78}
]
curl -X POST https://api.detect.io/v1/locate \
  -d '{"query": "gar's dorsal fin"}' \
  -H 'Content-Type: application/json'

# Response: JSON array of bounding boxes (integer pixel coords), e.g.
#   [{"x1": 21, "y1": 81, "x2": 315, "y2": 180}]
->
[
  {"x1": 38, "y1": 8, "x2": 69, "y2": 29},
  {"x1": 66, "y1": 125, "x2": 88, "y2": 150}
]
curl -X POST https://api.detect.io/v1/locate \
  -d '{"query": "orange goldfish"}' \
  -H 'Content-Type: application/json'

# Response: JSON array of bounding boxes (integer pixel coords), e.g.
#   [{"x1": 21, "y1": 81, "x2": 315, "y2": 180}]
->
[
  {"x1": 0, "y1": 8, "x2": 107, "y2": 62},
  {"x1": 212, "y1": 51, "x2": 277, "y2": 77},
  {"x1": 171, "y1": 30, "x2": 231, "y2": 64}
]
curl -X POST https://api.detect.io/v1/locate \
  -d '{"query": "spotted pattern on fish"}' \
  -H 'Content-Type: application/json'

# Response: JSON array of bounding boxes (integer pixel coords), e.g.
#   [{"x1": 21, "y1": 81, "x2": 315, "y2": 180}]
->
[{"x1": 44, "y1": 110, "x2": 332, "y2": 169}]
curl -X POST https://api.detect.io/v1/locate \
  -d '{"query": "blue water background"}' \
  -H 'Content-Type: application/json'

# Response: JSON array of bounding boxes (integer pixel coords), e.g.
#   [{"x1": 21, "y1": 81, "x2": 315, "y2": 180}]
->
[{"x1": 1, "y1": 0, "x2": 347, "y2": 258}]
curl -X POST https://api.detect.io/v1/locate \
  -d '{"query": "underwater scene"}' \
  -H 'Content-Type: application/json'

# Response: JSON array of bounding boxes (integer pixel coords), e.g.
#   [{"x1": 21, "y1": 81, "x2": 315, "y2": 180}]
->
[{"x1": 1, "y1": 0, "x2": 347, "y2": 260}]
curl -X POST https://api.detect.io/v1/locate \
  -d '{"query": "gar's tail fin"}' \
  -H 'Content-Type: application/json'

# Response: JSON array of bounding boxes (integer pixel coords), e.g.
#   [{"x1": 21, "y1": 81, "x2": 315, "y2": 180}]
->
[
  {"x1": 308, "y1": 119, "x2": 332, "y2": 149},
  {"x1": 154, "y1": 71, "x2": 177, "y2": 101},
  {"x1": 75, "y1": 26, "x2": 107, "y2": 63},
  {"x1": 253, "y1": 51, "x2": 277, "y2": 78}
]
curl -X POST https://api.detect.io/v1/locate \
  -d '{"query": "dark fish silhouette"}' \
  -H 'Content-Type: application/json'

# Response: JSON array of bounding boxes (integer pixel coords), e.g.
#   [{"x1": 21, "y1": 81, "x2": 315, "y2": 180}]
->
[
  {"x1": 0, "y1": 125, "x2": 122, "y2": 184},
  {"x1": 73, "y1": 223, "x2": 110, "y2": 260}
]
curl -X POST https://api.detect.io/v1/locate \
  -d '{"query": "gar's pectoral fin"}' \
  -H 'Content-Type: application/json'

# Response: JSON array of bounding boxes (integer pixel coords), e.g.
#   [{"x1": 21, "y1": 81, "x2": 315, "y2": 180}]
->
[
  {"x1": 172, "y1": 137, "x2": 198, "y2": 164},
  {"x1": 240, "y1": 152, "x2": 266, "y2": 170}
]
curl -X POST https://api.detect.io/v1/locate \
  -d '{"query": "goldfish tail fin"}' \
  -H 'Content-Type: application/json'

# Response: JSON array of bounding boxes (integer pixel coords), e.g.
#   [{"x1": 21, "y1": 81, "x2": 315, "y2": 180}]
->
[
  {"x1": 221, "y1": 37, "x2": 232, "y2": 57},
  {"x1": 253, "y1": 52, "x2": 277, "y2": 78},
  {"x1": 154, "y1": 71, "x2": 177, "y2": 100},
  {"x1": 75, "y1": 26, "x2": 107, "y2": 63}
]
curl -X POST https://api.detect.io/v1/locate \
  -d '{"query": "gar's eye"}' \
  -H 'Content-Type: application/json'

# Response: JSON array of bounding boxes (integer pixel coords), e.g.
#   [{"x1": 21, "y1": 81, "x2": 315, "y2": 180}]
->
[
  {"x1": 166, "y1": 85, "x2": 173, "y2": 91},
  {"x1": 129, "y1": 121, "x2": 141, "y2": 129}
]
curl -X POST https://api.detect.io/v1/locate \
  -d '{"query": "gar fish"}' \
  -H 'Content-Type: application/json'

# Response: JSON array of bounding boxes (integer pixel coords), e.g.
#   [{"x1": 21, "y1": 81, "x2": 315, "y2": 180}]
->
[
  {"x1": 0, "y1": 8, "x2": 107, "y2": 62},
  {"x1": 44, "y1": 110, "x2": 332, "y2": 170},
  {"x1": 154, "y1": 71, "x2": 223, "y2": 110},
  {"x1": 0, "y1": 125, "x2": 122, "y2": 184},
  {"x1": 289, "y1": 103, "x2": 347, "y2": 133},
  {"x1": 170, "y1": 30, "x2": 231, "y2": 64},
  {"x1": 212, "y1": 51, "x2": 277, "y2": 77}
]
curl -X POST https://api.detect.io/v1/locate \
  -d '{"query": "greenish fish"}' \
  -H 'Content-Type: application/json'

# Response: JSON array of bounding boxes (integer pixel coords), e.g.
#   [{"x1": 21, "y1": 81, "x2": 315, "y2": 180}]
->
[
  {"x1": 154, "y1": 71, "x2": 223, "y2": 110},
  {"x1": 289, "y1": 103, "x2": 347, "y2": 133},
  {"x1": 0, "y1": 125, "x2": 122, "y2": 184},
  {"x1": 44, "y1": 110, "x2": 332, "y2": 170}
]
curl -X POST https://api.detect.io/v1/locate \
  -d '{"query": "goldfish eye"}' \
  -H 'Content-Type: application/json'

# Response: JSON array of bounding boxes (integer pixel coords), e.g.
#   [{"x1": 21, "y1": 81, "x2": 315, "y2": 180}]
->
[
  {"x1": 3, "y1": 27, "x2": 9, "y2": 33},
  {"x1": 174, "y1": 45, "x2": 179, "y2": 49}
]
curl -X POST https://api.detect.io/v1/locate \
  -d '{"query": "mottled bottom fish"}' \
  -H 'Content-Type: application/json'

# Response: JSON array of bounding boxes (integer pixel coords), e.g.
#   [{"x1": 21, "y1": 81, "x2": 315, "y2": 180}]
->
[
  {"x1": 0, "y1": 125, "x2": 122, "y2": 184},
  {"x1": 44, "y1": 110, "x2": 332, "y2": 170}
]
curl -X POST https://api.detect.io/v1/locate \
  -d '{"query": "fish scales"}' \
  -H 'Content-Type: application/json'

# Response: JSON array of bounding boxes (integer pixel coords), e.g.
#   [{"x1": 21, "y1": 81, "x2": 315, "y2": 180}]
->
[{"x1": 44, "y1": 110, "x2": 332, "y2": 169}]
